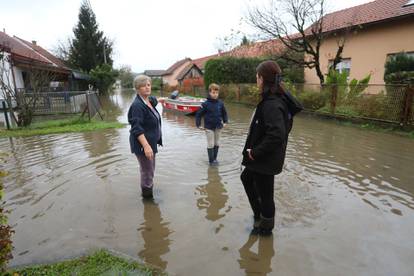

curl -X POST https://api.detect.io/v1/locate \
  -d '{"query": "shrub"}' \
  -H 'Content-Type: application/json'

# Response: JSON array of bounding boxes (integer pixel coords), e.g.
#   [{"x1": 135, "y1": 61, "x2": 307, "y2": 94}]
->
[
  {"x1": 0, "y1": 153, "x2": 13, "y2": 274},
  {"x1": 298, "y1": 90, "x2": 328, "y2": 110},
  {"x1": 204, "y1": 56, "x2": 304, "y2": 89},
  {"x1": 384, "y1": 52, "x2": 414, "y2": 76},
  {"x1": 90, "y1": 64, "x2": 118, "y2": 94}
]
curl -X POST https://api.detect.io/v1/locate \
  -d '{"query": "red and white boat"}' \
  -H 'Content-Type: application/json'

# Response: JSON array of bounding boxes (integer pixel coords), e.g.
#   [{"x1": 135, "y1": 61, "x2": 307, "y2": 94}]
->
[{"x1": 158, "y1": 96, "x2": 205, "y2": 115}]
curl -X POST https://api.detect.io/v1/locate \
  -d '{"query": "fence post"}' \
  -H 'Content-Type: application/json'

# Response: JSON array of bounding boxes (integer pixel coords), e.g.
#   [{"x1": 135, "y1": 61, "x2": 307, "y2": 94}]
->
[
  {"x1": 330, "y1": 84, "x2": 338, "y2": 114},
  {"x1": 401, "y1": 85, "x2": 414, "y2": 126},
  {"x1": 237, "y1": 85, "x2": 241, "y2": 102},
  {"x1": 2, "y1": 101, "x2": 10, "y2": 130},
  {"x1": 85, "y1": 92, "x2": 91, "y2": 121}
]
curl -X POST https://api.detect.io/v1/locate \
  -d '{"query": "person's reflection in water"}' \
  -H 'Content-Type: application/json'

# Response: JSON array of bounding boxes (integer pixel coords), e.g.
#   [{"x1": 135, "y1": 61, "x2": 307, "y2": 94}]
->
[
  {"x1": 137, "y1": 199, "x2": 172, "y2": 270},
  {"x1": 196, "y1": 166, "x2": 229, "y2": 221},
  {"x1": 238, "y1": 234, "x2": 275, "y2": 275}
]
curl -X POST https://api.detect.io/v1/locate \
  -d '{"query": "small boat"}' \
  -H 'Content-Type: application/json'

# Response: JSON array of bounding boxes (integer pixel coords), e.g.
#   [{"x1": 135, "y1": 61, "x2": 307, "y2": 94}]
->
[{"x1": 158, "y1": 96, "x2": 205, "y2": 115}]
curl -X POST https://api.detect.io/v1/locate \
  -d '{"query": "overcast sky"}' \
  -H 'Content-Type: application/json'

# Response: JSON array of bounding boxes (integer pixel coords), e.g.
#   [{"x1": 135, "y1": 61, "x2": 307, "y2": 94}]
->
[{"x1": 1, "y1": 0, "x2": 373, "y2": 72}]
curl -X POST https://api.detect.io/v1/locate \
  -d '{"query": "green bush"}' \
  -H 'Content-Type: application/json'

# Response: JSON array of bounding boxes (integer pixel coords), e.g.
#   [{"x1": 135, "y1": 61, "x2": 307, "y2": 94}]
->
[
  {"x1": 385, "y1": 52, "x2": 414, "y2": 76},
  {"x1": 298, "y1": 90, "x2": 328, "y2": 110},
  {"x1": 0, "y1": 153, "x2": 13, "y2": 274},
  {"x1": 204, "y1": 56, "x2": 304, "y2": 89},
  {"x1": 90, "y1": 64, "x2": 118, "y2": 94}
]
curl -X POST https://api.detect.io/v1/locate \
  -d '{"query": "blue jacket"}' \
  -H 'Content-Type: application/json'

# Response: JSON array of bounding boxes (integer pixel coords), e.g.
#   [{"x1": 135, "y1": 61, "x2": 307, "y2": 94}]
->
[
  {"x1": 195, "y1": 98, "x2": 228, "y2": 130},
  {"x1": 128, "y1": 95, "x2": 162, "y2": 155}
]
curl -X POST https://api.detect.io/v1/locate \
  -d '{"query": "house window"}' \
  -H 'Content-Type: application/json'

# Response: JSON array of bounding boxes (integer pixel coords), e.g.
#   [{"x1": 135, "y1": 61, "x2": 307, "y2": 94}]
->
[{"x1": 329, "y1": 58, "x2": 352, "y2": 76}]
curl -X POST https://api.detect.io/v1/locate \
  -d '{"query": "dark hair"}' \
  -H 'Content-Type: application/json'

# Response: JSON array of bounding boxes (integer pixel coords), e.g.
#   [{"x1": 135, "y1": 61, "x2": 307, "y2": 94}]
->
[{"x1": 256, "y1": 60, "x2": 285, "y2": 97}]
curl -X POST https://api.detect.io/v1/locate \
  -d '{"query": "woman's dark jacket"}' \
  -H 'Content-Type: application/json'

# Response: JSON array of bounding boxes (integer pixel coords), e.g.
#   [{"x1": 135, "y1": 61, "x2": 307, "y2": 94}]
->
[
  {"x1": 128, "y1": 95, "x2": 162, "y2": 155},
  {"x1": 242, "y1": 93, "x2": 291, "y2": 175},
  {"x1": 195, "y1": 98, "x2": 228, "y2": 130}
]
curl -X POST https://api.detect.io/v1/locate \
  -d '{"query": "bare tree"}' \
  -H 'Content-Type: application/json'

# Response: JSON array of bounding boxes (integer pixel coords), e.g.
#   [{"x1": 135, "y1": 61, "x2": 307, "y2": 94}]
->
[
  {"x1": 0, "y1": 47, "x2": 56, "y2": 126},
  {"x1": 247, "y1": 0, "x2": 349, "y2": 84}
]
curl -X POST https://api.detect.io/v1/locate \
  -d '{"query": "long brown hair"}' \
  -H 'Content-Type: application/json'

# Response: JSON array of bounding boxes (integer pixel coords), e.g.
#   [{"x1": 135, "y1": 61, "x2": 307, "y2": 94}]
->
[{"x1": 256, "y1": 60, "x2": 285, "y2": 97}]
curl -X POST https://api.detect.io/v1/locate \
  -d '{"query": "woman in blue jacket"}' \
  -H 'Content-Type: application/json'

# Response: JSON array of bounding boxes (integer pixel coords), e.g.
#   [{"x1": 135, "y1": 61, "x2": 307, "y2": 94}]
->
[
  {"x1": 128, "y1": 75, "x2": 162, "y2": 199},
  {"x1": 196, "y1": 83, "x2": 228, "y2": 165}
]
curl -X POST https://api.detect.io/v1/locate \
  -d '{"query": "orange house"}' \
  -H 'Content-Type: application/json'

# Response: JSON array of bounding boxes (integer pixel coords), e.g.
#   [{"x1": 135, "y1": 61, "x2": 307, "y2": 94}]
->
[{"x1": 304, "y1": 0, "x2": 414, "y2": 84}]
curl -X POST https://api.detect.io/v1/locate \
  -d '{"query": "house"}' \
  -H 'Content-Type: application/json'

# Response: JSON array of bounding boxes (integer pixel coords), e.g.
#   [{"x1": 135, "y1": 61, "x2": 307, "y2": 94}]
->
[
  {"x1": 163, "y1": 58, "x2": 193, "y2": 87},
  {"x1": 304, "y1": 0, "x2": 414, "y2": 84},
  {"x1": 176, "y1": 63, "x2": 203, "y2": 87},
  {"x1": 0, "y1": 30, "x2": 88, "y2": 96}
]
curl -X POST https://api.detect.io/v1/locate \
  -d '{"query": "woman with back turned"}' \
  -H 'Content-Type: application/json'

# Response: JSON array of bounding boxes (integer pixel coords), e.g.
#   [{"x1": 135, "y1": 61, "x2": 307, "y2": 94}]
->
[{"x1": 241, "y1": 60, "x2": 292, "y2": 236}]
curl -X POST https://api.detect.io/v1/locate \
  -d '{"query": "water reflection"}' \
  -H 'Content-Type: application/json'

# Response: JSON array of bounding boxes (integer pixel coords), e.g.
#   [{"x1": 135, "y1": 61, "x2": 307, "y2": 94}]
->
[
  {"x1": 238, "y1": 234, "x2": 275, "y2": 275},
  {"x1": 196, "y1": 167, "x2": 229, "y2": 222},
  {"x1": 137, "y1": 199, "x2": 172, "y2": 270}
]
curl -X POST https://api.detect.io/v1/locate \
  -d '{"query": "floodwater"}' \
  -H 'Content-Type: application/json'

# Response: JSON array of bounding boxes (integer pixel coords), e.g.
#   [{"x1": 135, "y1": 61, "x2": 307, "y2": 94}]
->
[{"x1": 1, "y1": 89, "x2": 414, "y2": 276}]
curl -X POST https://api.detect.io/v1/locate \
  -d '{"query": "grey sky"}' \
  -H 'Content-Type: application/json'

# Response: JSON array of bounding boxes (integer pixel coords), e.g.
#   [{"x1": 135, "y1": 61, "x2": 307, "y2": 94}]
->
[{"x1": 0, "y1": 0, "x2": 373, "y2": 72}]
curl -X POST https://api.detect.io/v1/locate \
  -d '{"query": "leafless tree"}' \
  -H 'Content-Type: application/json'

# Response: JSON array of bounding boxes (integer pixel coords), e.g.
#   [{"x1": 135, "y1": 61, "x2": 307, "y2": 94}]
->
[
  {"x1": 0, "y1": 47, "x2": 56, "y2": 126},
  {"x1": 247, "y1": 0, "x2": 350, "y2": 84}
]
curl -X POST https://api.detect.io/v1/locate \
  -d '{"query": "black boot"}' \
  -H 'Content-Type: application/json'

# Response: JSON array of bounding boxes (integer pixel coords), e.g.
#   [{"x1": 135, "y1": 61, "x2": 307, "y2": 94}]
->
[
  {"x1": 207, "y1": 148, "x2": 216, "y2": 165},
  {"x1": 259, "y1": 215, "x2": 274, "y2": 236},
  {"x1": 141, "y1": 187, "x2": 153, "y2": 199},
  {"x1": 213, "y1": 146, "x2": 219, "y2": 162},
  {"x1": 250, "y1": 215, "x2": 261, "y2": 235}
]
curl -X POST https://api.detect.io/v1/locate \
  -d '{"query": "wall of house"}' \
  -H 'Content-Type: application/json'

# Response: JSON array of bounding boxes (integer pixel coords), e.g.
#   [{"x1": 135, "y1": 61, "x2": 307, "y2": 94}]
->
[
  {"x1": 304, "y1": 18, "x2": 414, "y2": 84},
  {"x1": 13, "y1": 66, "x2": 25, "y2": 89},
  {"x1": 163, "y1": 60, "x2": 192, "y2": 86}
]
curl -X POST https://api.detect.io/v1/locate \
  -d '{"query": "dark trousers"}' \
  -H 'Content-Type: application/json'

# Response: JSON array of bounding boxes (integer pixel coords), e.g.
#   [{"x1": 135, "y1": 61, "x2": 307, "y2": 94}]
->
[{"x1": 241, "y1": 168, "x2": 275, "y2": 218}]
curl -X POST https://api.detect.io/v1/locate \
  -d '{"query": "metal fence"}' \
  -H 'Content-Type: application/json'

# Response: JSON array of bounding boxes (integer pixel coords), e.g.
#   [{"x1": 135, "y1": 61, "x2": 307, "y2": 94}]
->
[
  {"x1": 20, "y1": 90, "x2": 100, "y2": 116},
  {"x1": 216, "y1": 83, "x2": 414, "y2": 126}
]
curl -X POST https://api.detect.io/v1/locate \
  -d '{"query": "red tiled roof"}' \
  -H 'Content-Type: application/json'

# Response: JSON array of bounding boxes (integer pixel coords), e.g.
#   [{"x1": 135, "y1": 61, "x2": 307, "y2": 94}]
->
[
  {"x1": 192, "y1": 53, "x2": 221, "y2": 69},
  {"x1": 228, "y1": 39, "x2": 286, "y2": 58},
  {"x1": 165, "y1": 58, "x2": 192, "y2": 74},
  {"x1": 320, "y1": 0, "x2": 414, "y2": 33},
  {"x1": 16, "y1": 37, "x2": 70, "y2": 70},
  {"x1": 0, "y1": 31, "x2": 50, "y2": 64}
]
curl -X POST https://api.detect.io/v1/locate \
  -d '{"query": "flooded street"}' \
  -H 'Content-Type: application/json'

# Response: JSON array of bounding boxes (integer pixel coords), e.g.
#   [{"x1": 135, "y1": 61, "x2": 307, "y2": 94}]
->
[{"x1": 2, "y1": 89, "x2": 414, "y2": 276}]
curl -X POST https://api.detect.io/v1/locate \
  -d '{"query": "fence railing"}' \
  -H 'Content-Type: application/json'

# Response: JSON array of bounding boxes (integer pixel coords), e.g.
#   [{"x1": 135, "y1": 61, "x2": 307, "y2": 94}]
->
[
  {"x1": 0, "y1": 90, "x2": 102, "y2": 129},
  {"x1": 181, "y1": 83, "x2": 413, "y2": 126},
  {"x1": 19, "y1": 90, "x2": 100, "y2": 115}
]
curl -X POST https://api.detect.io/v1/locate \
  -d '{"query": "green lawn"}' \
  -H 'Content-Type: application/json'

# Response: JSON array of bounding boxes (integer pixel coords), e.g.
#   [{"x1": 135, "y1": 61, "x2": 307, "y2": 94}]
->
[
  {"x1": 0, "y1": 117, "x2": 125, "y2": 138},
  {"x1": 7, "y1": 250, "x2": 165, "y2": 276}
]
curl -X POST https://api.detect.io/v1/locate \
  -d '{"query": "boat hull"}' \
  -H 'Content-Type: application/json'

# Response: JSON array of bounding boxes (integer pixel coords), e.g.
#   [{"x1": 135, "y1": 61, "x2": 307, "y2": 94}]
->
[{"x1": 159, "y1": 97, "x2": 204, "y2": 115}]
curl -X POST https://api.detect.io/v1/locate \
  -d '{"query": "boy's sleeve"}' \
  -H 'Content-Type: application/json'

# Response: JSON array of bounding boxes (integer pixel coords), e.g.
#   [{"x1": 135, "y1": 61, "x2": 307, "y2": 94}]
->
[
  {"x1": 195, "y1": 102, "x2": 206, "y2": 127},
  {"x1": 222, "y1": 102, "x2": 228, "y2": 123}
]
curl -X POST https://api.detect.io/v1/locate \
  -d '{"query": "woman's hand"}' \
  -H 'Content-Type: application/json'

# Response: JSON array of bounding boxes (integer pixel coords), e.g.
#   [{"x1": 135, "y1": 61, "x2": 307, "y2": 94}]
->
[{"x1": 143, "y1": 144, "x2": 154, "y2": 160}]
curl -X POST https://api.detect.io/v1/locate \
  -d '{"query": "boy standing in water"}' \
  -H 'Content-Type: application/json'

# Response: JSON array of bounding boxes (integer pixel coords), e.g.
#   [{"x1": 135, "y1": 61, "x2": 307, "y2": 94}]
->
[{"x1": 196, "y1": 83, "x2": 228, "y2": 165}]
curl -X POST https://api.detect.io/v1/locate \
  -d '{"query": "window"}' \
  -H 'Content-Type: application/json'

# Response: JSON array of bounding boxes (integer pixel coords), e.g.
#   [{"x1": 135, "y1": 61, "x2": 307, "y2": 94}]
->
[{"x1": 328, "y1": 58, "x2": 352, "y2": 76}]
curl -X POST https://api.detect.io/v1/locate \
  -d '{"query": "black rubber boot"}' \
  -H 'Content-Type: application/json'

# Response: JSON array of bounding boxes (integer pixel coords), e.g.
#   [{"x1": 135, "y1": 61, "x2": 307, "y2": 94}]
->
[
  {"x1": 259, "y1": 215, "x2": 274, "y2": 236},
  {"x1": 207, "y1": 148, "x2": 216, "y2": 165},
  {"x1": 213, "y1": 145, "x2": 219, "y2": 161},
  {"x1": 251, "y1": 215, "x2": 261, "y2": 235},
  {"x1": 141, "y1": 187, "x2": 153, "y2": 199}
]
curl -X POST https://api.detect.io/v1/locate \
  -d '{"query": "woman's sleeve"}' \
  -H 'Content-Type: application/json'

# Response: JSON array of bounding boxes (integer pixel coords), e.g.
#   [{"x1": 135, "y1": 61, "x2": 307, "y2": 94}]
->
[
  {"x1": 128, "y1": 104, "x2": 145, "y2": 137},
  {"x1": 251, "y1": 103, "x2": 286, "y2": 160}
]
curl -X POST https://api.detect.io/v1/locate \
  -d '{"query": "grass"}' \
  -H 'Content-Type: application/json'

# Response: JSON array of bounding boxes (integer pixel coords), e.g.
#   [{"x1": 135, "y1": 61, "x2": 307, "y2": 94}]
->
[
  {"x1": 6, "y1": 249, "x2": 165, "y2": 276},
  {"x1": 0, "y1": 117, "x2": 125, "y2": 138}
]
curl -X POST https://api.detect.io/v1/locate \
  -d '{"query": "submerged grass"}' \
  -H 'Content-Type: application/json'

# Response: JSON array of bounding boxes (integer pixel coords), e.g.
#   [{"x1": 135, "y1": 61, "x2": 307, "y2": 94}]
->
[
  {"x1": 7, "y1": 249, "x2": 165, "y2": 276},
  {"x1": 0, "y1": 117, "x2": 125, "y2": 138}
]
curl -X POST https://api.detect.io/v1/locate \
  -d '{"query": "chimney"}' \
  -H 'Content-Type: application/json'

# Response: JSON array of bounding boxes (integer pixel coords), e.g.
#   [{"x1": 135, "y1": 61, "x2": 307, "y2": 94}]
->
[
  {"x1": 2, "y1": 28, "x2": 5, "y2": 33},
  {"x1": 32, "y1": 40, "x2": 37, "y2": 45}
]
